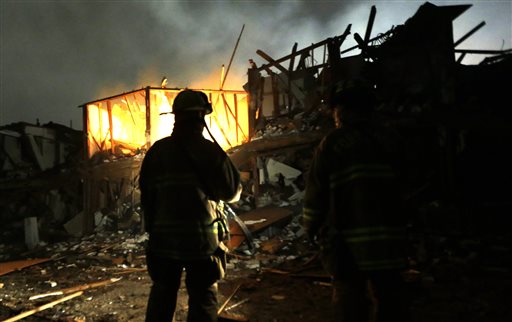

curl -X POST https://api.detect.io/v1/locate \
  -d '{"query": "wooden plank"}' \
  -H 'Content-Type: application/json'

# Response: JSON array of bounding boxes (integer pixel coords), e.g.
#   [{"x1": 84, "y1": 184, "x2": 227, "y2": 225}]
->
[
  {"x1": 454, "y1": 21, "x2": 485, "y2": 47},
  {"x1": 29, "y1": 278, "x2": 121, "y2": 300},
  {"x1": 0, "y1": 258, "x2": 52, "y2": 276},
  {"x1": 226, "y1": 227, "x2": 246, "y2": 251},
  {"x1": 227, "y1": 207, "x2": 293, "y2": 251},
  {"x1": 237, "y1": 206, "x2": 293, "y2": 234},
  {"x1": 3, "y1": 291, "x2": 83, "y2": 322},
  {"x1": 218, "y1": 284, "x2": 241, "y2": 315}
]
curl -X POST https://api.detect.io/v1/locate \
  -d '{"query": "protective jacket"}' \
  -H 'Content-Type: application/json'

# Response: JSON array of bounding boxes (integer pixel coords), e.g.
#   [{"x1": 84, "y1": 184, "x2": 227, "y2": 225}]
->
[
  {"x1": 140, "y1": 125, "x2": 241, "y2": 260},
  {"x1": 303, "y1": 120, "x2": 407, "y2": 272}
]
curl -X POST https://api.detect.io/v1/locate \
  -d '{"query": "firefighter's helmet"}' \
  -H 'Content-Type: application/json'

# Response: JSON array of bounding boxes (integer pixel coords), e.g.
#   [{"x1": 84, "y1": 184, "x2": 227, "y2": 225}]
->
[{"x1": 172, "y1": 90, "x2": 212, "y2": 115}]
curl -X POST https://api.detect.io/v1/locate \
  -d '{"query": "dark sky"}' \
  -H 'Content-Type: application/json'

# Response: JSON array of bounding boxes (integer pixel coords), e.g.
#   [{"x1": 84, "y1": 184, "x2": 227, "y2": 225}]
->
[{"x1": 1, "y1": 0, "x2": 510, "y2": 129}]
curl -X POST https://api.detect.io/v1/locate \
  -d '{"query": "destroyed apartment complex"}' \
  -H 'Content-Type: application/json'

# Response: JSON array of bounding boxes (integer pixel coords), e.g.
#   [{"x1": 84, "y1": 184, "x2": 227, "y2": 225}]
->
[{"x1": 1, "y1": 2, "x2": 511, "y2": 321}]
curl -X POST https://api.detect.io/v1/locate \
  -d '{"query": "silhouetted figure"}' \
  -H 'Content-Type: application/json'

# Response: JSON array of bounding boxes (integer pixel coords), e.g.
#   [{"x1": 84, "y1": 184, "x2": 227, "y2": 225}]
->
[
  {"x1": 303, "y1": 80, "x2": 411, "y2": 322},
  {"x1": 140, "y1": 90, "x2": 241, "y2": 322}
]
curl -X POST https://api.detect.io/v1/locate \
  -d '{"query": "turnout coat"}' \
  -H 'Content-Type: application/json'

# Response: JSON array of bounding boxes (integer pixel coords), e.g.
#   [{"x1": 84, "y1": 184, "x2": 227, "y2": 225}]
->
[{"x1": 140, "y1": 129, "x2": 240, "y2": 260}]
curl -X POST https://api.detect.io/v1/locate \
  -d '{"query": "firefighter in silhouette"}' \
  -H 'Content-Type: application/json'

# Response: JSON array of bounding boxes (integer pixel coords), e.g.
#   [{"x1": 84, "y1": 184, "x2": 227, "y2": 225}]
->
[
  {"x1": 140, "y1": 89, "x2": 241, "y2": 322},
  {"x1": 302, "y1": 80, "x2": 411, "y2": 322}
]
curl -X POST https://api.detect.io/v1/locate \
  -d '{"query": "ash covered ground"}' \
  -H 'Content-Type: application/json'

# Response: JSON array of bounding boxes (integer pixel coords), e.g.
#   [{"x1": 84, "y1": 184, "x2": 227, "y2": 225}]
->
[{"x1": 1, "y1": 210, "x2": 511, "y2": 322}]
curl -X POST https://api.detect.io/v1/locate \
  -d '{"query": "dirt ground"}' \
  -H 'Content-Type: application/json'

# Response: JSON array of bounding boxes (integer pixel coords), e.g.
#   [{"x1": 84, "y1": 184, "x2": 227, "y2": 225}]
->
[{"x1": 1, "y1": 215, "x2": 511, "y2": 322}]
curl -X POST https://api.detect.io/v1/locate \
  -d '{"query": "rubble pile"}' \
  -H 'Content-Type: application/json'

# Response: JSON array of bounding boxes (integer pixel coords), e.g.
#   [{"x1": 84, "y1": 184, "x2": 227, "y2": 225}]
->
[
  {"x1": 0, "y1": 207, "x2": 321, "y2": 321},
  {"x1": 2, "y1": 209, "x2": 510, "y2": 321}
]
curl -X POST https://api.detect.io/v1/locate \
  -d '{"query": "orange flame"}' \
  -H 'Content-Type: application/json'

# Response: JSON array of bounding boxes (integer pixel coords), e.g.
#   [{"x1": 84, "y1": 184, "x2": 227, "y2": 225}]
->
[{"x1": 85, "y1": 86, "x2": 249, "y2": 158}]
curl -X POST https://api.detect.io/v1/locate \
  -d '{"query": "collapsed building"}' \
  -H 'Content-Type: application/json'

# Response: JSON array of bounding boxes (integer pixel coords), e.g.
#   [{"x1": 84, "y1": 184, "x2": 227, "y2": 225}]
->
[
  {"x1": 1, "y1": 2, "x2": 511, "y2": 321},
  {"x1": 240, "y1": 1, "x2": 512, "y2": 238},
  {"x1": 1, "y1": 1, "x2": 510, "y2": 248},
  {"x1": 0, "y1": 122, "x2": 83, "y2": 247}
]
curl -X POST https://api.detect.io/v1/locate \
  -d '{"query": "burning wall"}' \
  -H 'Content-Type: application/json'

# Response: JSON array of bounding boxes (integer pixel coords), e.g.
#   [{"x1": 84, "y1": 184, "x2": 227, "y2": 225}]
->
[
  {"x1": 79, "y1": 87, "x2": 250, "y2": 233},
  {"x1": 82, "y1": 87, "x2": 250, "y2": 159}
]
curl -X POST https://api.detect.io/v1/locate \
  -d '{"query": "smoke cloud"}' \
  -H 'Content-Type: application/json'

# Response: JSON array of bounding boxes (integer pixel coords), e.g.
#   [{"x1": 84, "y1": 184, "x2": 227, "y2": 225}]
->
[{"x1": 1, "y1": 1, "x2": 510, "y2": 129}]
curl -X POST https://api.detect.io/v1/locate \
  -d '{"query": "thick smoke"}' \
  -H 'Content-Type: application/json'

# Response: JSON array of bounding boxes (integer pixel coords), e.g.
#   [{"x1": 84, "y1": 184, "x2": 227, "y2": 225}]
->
[{"x1": 0, "y1": 1, "x2": 510, "y2": 129}]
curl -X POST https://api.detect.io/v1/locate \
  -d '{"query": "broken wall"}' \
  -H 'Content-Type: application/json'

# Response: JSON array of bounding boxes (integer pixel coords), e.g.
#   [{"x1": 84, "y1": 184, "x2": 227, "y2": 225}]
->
[
  {"x1": 0, "y1": 122, "x2": 83, "y2": 244},
  {"x1": 243, "y1": 2, "x2": 512, "y2": 236}
]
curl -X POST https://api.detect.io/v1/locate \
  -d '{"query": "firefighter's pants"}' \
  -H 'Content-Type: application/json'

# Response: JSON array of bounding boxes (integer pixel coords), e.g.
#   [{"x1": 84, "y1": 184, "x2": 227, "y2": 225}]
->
[
  {"x1": 332, "y1": 270, "x2": 412, "y2": 322},
  {"x1": 145, "y1": 252, "x2": 221, "y2": 322}
]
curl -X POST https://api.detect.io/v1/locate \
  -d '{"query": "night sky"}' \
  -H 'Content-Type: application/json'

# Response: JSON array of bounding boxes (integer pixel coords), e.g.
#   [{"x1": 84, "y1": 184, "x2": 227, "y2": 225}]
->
[{"x1": 1, "y1": 0, "x2": 510, "y2": 129}]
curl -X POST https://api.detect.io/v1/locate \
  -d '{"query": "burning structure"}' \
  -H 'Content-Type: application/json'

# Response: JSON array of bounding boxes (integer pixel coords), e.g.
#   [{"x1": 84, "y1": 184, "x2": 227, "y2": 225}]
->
[
  {"x1": 2, "y1": 1, "x2": 508, "y2": 241},
  {"x1": 81, "y1": 87, "x2": 249, "y2": 158},
  {"x1": 1, "y1": 2, "x2": 511, "y2": 321},
  {"x1": 78, "y1": 88, "x2": 249, "y2": 232}
]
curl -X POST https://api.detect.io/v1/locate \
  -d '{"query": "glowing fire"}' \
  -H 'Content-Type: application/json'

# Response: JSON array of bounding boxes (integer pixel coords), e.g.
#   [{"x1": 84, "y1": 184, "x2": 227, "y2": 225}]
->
[{"x1": 85, "y1": 87, "x2": 249, "y2": 158}]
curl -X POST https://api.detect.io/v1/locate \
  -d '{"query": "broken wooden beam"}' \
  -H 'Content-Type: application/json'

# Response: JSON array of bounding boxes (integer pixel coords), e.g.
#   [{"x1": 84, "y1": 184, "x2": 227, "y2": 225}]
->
[
  {"x1": 4, "y1": 291, "x2": 83, "y2": 322},
  {"x1": 29, "y1": 277, "x2": 121, "y2": 300},
  {"x1": 0, "y1": 258, "x2": 52, "y2": 276},
  {"x1": 225, "y1": 298, "x2": 249, "y2": 311},
  {"x1": 256, "y1": 50, "x2": 290, "y2": 76},
  {"x1": 454, "y1": 21, "x2": 486, "y2": 47},
  {"x1": 364, "y1": 5, "x2": 377, "y2": 44},
  {"x1": 221, "y1": 24, "x2": 245, "y2": 89},
  {"x1": 218, "y1": 284, "x2": 242, "y2": 315},
  {"x1": 112, "y1": 267, "x2": 148, "y2": 275},
  {"x1": 255, "y1": 30, "x2": 351, "y2": 73},
  {"x1": 229, "y1": 131, "x2": 326, "y2": 169},
  {"x1": 454, "y1": 48, "x2": 512, "y2": 55}
]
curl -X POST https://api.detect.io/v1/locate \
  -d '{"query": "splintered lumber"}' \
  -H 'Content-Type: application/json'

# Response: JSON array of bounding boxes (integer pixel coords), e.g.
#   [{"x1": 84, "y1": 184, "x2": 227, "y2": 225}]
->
[
  {"x1": 225, "y1": 298, "x2": 249, "y2": 311},
  {"x1": 3, "y1": 291, "x2": 83, "y2": 322},
  {"x1": 261, "y1": 267, "x2": 290, "y2": 275},
  {"x1": 29, "y1": 278, "x2": 121, "y2": 300},
  {"x1": 0, "y1": 258, "x2": 52, "y2": 276},
  {"x1": 218, "y1": 284, "x2": 241, "y2": 315},
  {"x1": 112, "y1": 267, "x2": 147, "y2": 275}
]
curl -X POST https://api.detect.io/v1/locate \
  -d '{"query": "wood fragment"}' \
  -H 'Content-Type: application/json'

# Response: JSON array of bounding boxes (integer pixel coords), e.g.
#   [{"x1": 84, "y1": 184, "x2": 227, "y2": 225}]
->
[
  {"x1": 225, "y1": 298, "x2": 249, "y2": 311},
  {"x1": 0, "y1": 258, "x2": 52, "y2": 276},
  {"x1": 4, "y1": 291, "x2": 83, "y2": 322},
  {"x1": 29, "y1": 278, "x2": 121, "y2": 300},
  {"x1": 313, "y1": 281, "x2": 333, "y2": 287},
  {"x1": 112, "y1": 267, "x2": 147, "y2": 275},
  {"x1": 260, "y1": 238, "x2": 286, "y2": 254},
  {"x1": 261, "y1": 267, "x2": 290, "y2": 275},
  {"x1": 218, "y1": 312, "x2": 249, "y2": 322},
  {"x1": 218, "y1": 284, "x2": 241, "y2": 315}
]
